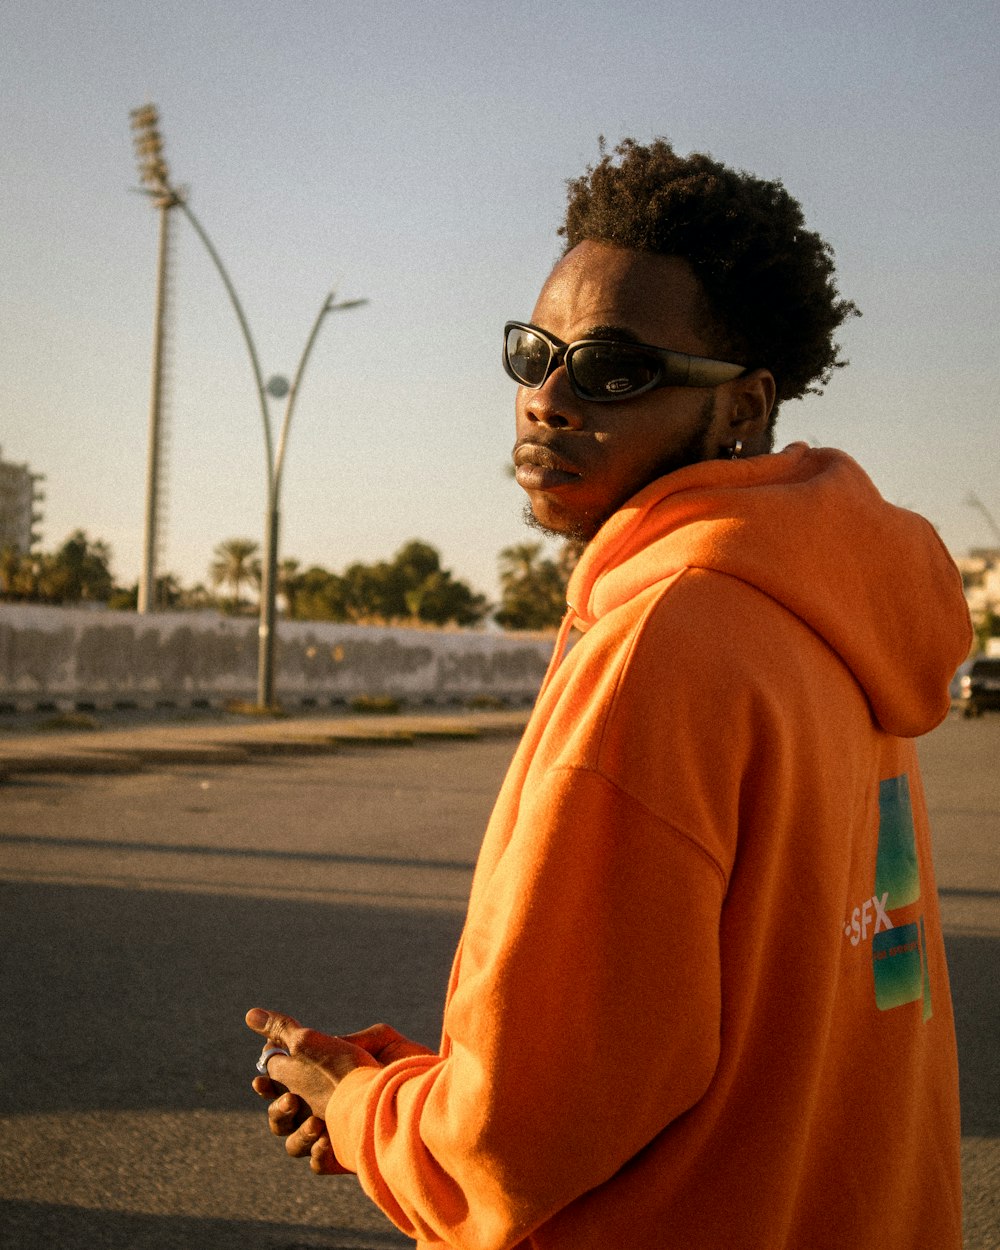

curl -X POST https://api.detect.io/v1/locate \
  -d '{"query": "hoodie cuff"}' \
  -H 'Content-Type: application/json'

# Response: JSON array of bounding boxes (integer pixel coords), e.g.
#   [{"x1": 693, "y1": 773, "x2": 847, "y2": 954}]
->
[{"x1": 326, "y1": 1064, "x2": 384, "y2": 1173}]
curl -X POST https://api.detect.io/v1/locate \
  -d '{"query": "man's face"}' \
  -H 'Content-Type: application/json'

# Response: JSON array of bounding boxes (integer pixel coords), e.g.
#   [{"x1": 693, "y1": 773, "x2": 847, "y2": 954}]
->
[{"x1": 513, "y1": 240, "x2": 739, "y2": 542}]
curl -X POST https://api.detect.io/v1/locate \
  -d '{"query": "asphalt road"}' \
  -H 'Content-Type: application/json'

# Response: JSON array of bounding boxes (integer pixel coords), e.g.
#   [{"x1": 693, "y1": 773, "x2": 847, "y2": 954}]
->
[{"x1": 0, "y1": 715, "x2": 997, "y2": 1248}]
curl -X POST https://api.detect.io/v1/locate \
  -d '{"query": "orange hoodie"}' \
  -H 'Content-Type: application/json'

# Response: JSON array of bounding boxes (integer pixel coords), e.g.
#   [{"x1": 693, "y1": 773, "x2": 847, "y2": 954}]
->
[{"x1": 327, "y1": 444, "x2": 971, "y2": 1249}]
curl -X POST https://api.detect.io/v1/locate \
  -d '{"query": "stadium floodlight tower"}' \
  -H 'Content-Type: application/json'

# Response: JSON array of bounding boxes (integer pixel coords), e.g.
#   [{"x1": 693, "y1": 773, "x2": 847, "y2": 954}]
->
[{"x1": 130, "y1": 103, "x2": 179, "y2": 614}]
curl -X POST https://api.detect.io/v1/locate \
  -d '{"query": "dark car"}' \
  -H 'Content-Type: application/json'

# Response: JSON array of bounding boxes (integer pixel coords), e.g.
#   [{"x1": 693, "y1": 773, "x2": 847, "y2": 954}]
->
[{"x1": 955, "y1": 655, "x2": 1000, "y2": 717}]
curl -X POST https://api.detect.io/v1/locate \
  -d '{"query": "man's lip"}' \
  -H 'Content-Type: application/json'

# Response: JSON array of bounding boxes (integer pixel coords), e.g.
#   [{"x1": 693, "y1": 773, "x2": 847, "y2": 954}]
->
[
  {"x1": 512, "y1": 443, "x2": 582, "y2": 475},
  {"x1": 512, "y1": 443, "x2": 582, "y2": 492}
]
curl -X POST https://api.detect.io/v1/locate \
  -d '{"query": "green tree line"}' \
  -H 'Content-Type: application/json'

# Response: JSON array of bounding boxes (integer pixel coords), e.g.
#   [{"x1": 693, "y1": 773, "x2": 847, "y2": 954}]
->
[{"x1": 0, "y1": 531, "x2": 580, "y2": 631}]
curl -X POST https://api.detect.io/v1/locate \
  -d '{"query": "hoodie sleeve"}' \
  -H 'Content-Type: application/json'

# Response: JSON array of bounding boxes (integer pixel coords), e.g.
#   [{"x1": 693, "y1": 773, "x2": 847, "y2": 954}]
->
[{"x1": 325, "y1": 762, "x2": 727, "y2": 1250}]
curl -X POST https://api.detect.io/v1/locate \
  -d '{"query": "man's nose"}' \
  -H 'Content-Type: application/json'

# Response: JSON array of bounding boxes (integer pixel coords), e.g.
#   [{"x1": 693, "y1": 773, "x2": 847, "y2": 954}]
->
[{"x1": 520, "y1": 366, "x2": 585, "y2": 430}]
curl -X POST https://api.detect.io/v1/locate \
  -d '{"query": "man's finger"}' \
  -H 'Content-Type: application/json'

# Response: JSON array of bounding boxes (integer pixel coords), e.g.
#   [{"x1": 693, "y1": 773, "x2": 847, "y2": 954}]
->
[
  {"x1": 310, "y1": 1133, "x2": 348, "y2": 1175},
  {"x1": 267, "y1": 1091, "x2": 307, "y2": 1138},
  {"x1": 343, "y1": 1023, "x2": 433, "y2": 1064},
  {"x1": 252, "y1": 1074, "x2": 284, "y2": 1099},
  {"x1": 246, "y1": 1007, "x2": 300, "y2": 1047},
  {"x1": 284, "y1": 1115, "x2": 327, "y2": 1157}
]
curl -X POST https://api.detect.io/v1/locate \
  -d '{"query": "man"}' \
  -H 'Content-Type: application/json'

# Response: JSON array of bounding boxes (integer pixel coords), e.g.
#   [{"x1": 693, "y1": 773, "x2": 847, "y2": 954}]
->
[{"x1": 247, "y1": 138, "x2": 970, "y2": 1248}]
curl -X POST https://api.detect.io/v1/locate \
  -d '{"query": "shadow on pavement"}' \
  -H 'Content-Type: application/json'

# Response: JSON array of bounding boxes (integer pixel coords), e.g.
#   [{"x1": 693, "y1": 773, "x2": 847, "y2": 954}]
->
[
  {"x1": 2, "y1": 875, "x2": 995, "y2": 1249},
  {"x1": 0, "y1": 1200, "x2": 410, "y2": 1249},
  {"x1": 0, "y1": 880, "x2": 464, "y2": 1117},
  {"x1": 944, "y1": 930, "x2": 1000, "y2": 1138},
  {"x1": 3, "y1": 877, "x2": 997, "y2": 1136},
  {"x1": 0, "y1": 830, "x2": 476, "y2": 873}
]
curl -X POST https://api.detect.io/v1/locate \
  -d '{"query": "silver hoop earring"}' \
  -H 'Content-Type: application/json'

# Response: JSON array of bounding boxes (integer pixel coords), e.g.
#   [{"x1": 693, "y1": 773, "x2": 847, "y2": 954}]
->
[{"x1": 729, "y1": 440, "x2": 744, "y2": 460}]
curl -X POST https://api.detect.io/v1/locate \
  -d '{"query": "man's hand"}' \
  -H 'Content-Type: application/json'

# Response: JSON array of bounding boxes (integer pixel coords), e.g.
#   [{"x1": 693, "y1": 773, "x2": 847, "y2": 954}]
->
[
  {"x1": 338, "y1": 1022, "x2": 435, "y2": 1066},
  {"x1": 246, "y1": 1010, "x2": 436, "y2": 1174},
  {"x1": 246, "y1": 1007, "x2": 381, "y2": 1174}
]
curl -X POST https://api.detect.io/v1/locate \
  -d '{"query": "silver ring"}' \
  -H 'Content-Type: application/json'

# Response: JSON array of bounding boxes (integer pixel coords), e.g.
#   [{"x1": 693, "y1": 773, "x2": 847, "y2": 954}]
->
[{"x1": 256, "y1": 1045, "x2": 291, "y2": 1075}]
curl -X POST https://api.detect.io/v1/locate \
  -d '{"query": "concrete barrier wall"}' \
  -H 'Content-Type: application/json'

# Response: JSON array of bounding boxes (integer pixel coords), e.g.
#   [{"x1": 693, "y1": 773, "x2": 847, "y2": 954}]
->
[{"x1": 0, "y1": 603, "x2": 555, "y2": 711}]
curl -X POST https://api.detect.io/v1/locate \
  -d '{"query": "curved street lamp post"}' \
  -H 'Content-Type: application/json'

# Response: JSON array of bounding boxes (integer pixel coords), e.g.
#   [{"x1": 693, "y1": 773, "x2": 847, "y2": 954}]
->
[
  {"x1": 130, "y1": 104, "x2": 366, "y2": 708},
  {"x1": 257, "y1": 294, "x2": 368, "y2": 708}
]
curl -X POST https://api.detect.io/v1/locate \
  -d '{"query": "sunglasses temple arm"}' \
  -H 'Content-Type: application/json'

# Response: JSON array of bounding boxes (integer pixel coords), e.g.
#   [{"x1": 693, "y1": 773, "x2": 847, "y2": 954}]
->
[{"x1": 684, "y1": 354, "x2": 746, "y2": 387}]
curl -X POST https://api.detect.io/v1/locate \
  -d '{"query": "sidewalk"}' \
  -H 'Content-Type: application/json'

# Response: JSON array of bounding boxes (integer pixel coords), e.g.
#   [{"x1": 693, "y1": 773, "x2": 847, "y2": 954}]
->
[{"x1": 0, "y1": 706, "x2": 532, "y2": 781}]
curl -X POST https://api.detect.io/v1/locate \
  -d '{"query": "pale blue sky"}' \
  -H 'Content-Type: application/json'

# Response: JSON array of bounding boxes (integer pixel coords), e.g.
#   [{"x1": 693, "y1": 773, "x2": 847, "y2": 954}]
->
[{"x1": 3, "y1": 0, "x2": 998, "y2": 601}]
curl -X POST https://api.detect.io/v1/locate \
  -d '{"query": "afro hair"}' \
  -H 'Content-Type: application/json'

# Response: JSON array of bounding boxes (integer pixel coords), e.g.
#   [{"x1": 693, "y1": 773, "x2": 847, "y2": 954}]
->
[{"x1": 560, "y1": 138, "x2": 859, "y2": 410}]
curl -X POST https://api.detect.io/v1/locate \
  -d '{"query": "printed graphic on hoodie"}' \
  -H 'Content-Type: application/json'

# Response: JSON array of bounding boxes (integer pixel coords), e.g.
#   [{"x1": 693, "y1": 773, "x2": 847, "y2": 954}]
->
[
  {"x1": 843, "y1": 775, "x2": 932, "y2": 1019},
  {"x1": 872, "y1": 775, "x2": 932, "y2": 1019}
]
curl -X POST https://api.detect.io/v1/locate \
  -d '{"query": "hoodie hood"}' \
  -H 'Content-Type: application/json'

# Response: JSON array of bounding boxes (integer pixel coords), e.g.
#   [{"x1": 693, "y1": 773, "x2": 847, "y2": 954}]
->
[{"x1": 566, "y1": 443, "x2": 971, "y2": 738}]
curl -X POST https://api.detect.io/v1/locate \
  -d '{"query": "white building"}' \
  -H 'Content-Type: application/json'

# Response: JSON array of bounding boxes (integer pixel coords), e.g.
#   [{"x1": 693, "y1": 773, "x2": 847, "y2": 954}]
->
[
  {"x1": 0, "y1": 447, "x2": 45, "y2": 553},
  {"x1": 955, "y1": 547, "x2": 1000, "y2": 626}
]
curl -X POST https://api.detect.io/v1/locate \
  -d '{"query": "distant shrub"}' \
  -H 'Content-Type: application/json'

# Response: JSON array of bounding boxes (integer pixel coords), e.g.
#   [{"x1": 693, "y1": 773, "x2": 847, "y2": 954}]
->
[{"x1": 349, "y1": 694, "x2": 402, "y2": 715}]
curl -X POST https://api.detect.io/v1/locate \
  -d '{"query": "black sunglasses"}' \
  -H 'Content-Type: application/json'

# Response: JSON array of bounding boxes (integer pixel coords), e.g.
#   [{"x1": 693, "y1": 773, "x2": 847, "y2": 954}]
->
[{"x1": 503, "y1": 321, "x2": 746, "y2": 403}]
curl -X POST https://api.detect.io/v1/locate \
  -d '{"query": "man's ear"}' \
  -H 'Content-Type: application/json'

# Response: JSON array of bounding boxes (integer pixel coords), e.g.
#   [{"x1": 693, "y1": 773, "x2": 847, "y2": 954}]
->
[{"x1": 728, "y1": 368, "x2": 776, "y2": 453}]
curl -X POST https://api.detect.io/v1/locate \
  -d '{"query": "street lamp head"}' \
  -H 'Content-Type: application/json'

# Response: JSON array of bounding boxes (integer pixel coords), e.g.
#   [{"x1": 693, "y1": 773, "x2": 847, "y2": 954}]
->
[{"x1": 330, "y1": 298, "x2": 369, "y2": 312}]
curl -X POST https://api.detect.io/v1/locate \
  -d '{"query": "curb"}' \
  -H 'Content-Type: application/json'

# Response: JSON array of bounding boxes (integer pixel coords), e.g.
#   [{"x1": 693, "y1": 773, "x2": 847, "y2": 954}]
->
[
  {"x1": 0, "y1": 751, "x2": 140, "y2": 777},
  {"x1": 0, "y1": 712, "x2": 530, "y2": 781}
]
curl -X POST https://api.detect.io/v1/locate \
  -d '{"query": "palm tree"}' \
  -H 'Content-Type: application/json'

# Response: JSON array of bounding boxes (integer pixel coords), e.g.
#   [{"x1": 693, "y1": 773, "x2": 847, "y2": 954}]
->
[
  {"x1": 278, "y1": 558, "x2": 303, "y2": 618},
  {"x1": 210, "y1": 538, "x2": 261, "y2": 611},
  {"x1": 155, "y1": 571, "x2": 183, "y2": 610},
  {"x1": 495, "y1": 541, "x2": 568, "y2": 631},
  {"x1": 0, "y1": 546, "x2": 22, "y2": 598},
  {"x1": 44, "y1": 531, "x2": 114, "y2": 603},
  {"x1": 499, "y1": 542, "x2": 546, "y2": 586}
]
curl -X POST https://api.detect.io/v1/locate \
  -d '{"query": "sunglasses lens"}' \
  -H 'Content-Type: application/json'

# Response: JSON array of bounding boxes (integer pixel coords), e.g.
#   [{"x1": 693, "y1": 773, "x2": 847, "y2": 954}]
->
[
  {"x1": 569, "y1": 343, "x2": 661, "y2": 399},
  {"x1": 505, "y1": 325, "x2": 551, "y2": 387}
]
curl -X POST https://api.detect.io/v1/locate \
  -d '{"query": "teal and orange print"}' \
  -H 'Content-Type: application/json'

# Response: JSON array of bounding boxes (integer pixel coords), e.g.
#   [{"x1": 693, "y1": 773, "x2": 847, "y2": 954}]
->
[{"x1": 871, "y1": 775, "x2": 932, "y2": 1019}]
